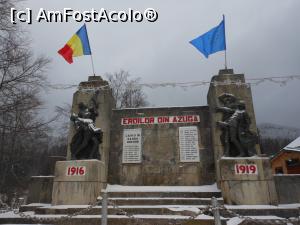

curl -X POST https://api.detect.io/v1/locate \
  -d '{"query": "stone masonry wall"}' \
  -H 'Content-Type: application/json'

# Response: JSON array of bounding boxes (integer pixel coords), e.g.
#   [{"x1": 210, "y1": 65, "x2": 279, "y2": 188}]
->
[
  {"x1": 108, "y1": 106, "x2": 215, "y2": 186},
  {"x1": 274, "y1": 175, "x2": 300, "y2": 204}
]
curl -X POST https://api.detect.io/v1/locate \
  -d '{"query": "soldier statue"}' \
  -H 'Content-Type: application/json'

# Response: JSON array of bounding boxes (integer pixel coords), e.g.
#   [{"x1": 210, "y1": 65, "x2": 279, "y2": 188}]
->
[
  {"x1": 216, "y1": 93, "x2": 257, "y2": 157},
  {"x1": 70, "y1": 91, "x2": 103, "y2": 160}
]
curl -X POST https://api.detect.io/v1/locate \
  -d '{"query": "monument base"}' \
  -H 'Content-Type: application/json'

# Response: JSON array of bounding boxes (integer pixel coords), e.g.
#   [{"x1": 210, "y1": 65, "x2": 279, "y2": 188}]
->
[
  {"x1": 51, "y1": 160, "x2": 106, "y2": 205},
  {"x1": 219, "y1": 157, "x2": 278, "y2": 205}
]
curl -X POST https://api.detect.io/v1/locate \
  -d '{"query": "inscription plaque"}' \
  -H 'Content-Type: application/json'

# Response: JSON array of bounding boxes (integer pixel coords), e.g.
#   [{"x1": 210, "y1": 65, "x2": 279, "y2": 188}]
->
[
  {"x1": 179, "y1": 126, "x2": 200, "y2": 162},
  {"x1": 122, "y1": 128, "x2": 142, "y2": 163}
]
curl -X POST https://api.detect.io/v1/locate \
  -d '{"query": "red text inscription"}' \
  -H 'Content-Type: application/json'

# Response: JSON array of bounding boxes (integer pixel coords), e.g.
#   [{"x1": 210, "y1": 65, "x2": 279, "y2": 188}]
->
[
  {"x1": 121, "y1": 115, "x2": 200, "y2": 125},
  {"x1": 66, "y1": 166, "x2": 86, "y2": 176},
  {"x1": 235, "y1": 164, "x2": 258, "y2": 175}
]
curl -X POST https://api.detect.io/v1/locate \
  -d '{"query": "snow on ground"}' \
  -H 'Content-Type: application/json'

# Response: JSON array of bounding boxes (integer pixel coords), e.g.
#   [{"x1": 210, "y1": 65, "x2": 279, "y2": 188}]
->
[
  {"x1": 167, "y1": 206, "x2": 201, "y2": 214},
  {"x1": 245, "y1": 215, "x2": 284, "y2": 219},
  {"x1": 22, "y1": 203, "x2": 50, "y2": 207},
  {"x1": 22, "y1": 203, "x2": 300, "y2": 210},
  {"x1": 0, "y1": 211, "x2": 215, "y2": 220},
  {"x1": 41, "y1": 205, "x2": 90, "y2": 209},
  {"x1": 0, "y1": 211, "x2": 30, "y2": 218},
  {"x1": 226, "y1": 217, "x2": 244, "y2": 225},
  {"x1": 227, "y1": 215, "x2": 299, "y2": 225},
  {"x1": 39, "y1": 204, "x2": 213, "y2": 210},
  {"x1": 108, "y1": 197, "x2": 222, "y2": 200},
  {"x1": 19, "y1": 202, "x2": 300, "y2": 210},
  {"x1": 106, "y1": 184, "x2": 220, "y2": 192},
  {"x1": 225, "y1": 203, "x2": 300, "y2": 209}
]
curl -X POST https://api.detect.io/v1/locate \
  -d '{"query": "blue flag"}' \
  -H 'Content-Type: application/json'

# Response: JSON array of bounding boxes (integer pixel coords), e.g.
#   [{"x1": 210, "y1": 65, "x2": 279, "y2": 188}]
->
[{"x1": 189, "y1": 17, "x2": 226, "y2": 58}]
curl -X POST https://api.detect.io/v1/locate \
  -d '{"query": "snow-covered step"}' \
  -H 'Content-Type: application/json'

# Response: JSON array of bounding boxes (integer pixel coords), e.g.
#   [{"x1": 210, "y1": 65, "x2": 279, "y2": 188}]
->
[
  {"x1": 29, "y1": 204, "x2": 300, "y2": 218},
  {"x1": 19, "y1": 203, "x2": 51, "y2": 212},
  {"x1": 223, "y1": 204, "x2": 300, "y2": 219},
  {"x1": 108, "y1": 192, "x2": 222, "y2": 198},
  {"x1": 6, "y1": 203, "x2": 300, "y2": 225},
  {"x1": 0, "y1": 211, "x2": 227, "y2": 225},
  {"x1": 107, "y1": 197, "x2": 223, "y2": 205},
  {"x1": 10, "y1": 184, "x2": 299, "y2": 225},
  {"x1": 33, "y1": 204, "x2": 213, "y2": 215},
  {"x1": 106, "y1": 184, "x2": 222, "y2": 198}
]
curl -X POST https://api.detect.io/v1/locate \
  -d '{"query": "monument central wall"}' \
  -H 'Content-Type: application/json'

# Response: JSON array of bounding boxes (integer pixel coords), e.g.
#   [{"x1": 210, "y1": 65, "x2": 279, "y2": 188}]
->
[{"x1": 108, "y1": 106, "x2": 215, "y2": 186}]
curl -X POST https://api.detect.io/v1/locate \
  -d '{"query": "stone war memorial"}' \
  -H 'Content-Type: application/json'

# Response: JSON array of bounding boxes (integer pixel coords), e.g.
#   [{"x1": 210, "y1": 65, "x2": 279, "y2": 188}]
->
[{"x1": 2, "y1": 69, "x2": 300, "y2": 225}]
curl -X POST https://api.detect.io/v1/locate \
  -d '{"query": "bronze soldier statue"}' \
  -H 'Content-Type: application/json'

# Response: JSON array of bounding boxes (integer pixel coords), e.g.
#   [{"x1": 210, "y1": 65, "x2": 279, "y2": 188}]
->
[
  {"x1": 70, "y1": 91, "x2": 103, "y2": 160},
  {"x1": 216, "y1": 93, "x2": 257, "y2": 157}
]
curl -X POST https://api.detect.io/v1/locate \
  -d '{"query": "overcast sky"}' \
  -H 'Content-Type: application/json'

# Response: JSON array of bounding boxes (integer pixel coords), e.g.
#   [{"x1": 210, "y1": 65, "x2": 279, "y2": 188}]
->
[{"x1": 17, "y1": 0, "x2": 300, "y2": 128}]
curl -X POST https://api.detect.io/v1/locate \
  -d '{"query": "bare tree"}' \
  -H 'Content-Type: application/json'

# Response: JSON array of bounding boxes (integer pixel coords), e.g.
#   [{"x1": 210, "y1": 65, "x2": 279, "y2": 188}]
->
[
  {"x1": 0, "y1": 0, "x2": 51, "y2": 196},
  {"x1": 106, "y1": 70, "x2": 148, "y2": 108},
  {"x1": 54, "y1": 103, "x2": 71, "y2": 136}
]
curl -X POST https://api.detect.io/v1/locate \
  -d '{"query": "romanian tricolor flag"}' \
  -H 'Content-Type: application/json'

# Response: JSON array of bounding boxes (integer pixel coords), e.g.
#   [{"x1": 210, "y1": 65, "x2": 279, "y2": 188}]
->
[{"x1": 58, "y1": 24, "x2": 91, "y2": 64}]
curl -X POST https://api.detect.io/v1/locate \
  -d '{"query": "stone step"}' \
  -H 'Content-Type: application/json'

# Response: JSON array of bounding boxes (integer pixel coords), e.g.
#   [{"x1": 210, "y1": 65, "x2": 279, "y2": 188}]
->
[
  {"x1": 19, "y1": 203, "x2": 50, "y2": 213},
  {"x1": 107, "y1": 191, "x2": 222, "y2": 198},
  {"x1": 19, "y1": 197, "x2": 224, "y2": 213},
  {"x1": 0, "y1": 212, "x2": 227, "y2": 225},
  {"x1": 20, "y1": 204, "x2": 300, "y2": 219},
  {"x1": 33, "y1": 205, "x2": 211, "y2": 215},
  {"x1": 222, "y1": 205, "x2": 300, "y2": 219},
  {"x1": 106, "y1": 184, "x2": 222, "y2": 198},
  {"x1": 4, "y1": 204, "x2": 299, "y2": 225},
  {"x1": 108, "y1": 197, "x2": 223, "y2": 206}
]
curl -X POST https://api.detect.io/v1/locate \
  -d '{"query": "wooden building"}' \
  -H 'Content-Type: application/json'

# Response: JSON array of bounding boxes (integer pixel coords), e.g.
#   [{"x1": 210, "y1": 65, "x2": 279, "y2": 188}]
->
[{"x1": 271, "y1": 137, "x2": 300, "y2": 174}]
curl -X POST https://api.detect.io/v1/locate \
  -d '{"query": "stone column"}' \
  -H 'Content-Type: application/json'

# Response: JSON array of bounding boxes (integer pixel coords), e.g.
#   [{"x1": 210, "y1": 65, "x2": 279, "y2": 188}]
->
[
  {"x1": 66, "y1": 76, "x2": 115, "y2": 175},
  {"x1": 207, "y1": 69, "x2": 277, "y2": 205},
  {"x1": 207, "y1": 69, "x2": 260, "y2": 182},
  {"x1": 52, "y1": 76, "x2": 115, "y2": 205}
]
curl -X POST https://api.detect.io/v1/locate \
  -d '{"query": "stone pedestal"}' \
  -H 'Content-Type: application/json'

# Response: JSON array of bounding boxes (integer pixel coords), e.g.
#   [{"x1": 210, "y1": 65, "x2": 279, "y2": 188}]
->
[
  {"x1": 66, "y1": 76, "x2": 115, "y2": 182},
  {"x1": 219, "y1": 157, "x2": 278, "y2": 205},
  {"x1": 52, "y1": 160, "x2": 106, "y2": 205},
  {"x1": 207, "y1": 69, "x2": 261, "y2": 186}
]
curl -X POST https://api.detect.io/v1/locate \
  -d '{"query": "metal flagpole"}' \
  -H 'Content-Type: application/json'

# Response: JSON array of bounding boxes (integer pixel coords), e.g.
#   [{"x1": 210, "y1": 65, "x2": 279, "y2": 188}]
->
[
  {"x1": 85, "y1": 23, "x2": 96, "y2": 76},
  {"x1": 225, "y1": 50, "x2": 228, "y2": 69},
  {"x1": 90, "y1": 54, "x2": 96, "y2": 76},
  {"x1": 223, "y1": 14, "x2": 228, "y2": 69}
]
